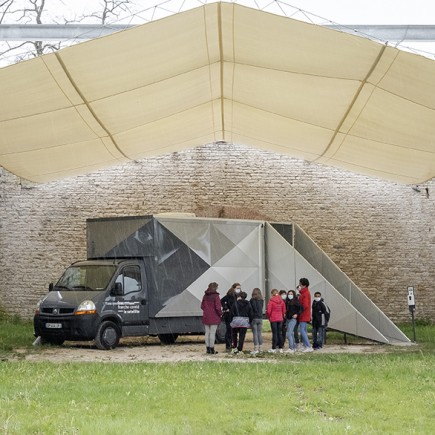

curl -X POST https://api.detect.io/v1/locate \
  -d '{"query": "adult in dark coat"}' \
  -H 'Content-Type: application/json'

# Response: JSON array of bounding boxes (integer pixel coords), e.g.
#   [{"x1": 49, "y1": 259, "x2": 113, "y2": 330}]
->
[
  {"x1": 201, "y1": 282, "x2": 222, "y2": 354},
  {"x1": 220, "y1": 283, "x2": 240, "y2": 351},
  {"x1": 230, "y1": 291, "x2": 252, "y2": 353}
]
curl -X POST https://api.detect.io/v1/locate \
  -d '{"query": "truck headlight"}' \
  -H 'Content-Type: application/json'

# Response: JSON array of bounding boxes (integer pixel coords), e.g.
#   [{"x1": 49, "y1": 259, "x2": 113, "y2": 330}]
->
[
  {"x1": 75, "y1": 300, "x2": 97, "y2": 315},
  {"x1": 35, "y1": 297, "x2": 45, "y2": 315}
]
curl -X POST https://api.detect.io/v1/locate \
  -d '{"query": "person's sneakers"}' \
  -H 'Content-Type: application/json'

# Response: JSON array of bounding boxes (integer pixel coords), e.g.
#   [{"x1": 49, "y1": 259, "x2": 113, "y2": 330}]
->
[
  {"x1": 232, "y1": 348, "x2": 239, "y2": 354},
  {"x1": 278, "y1": 348, "x2": 284, "y2": 353},
  {"x1": 250, "y1": 350, "x2": 259, "y2": 355},
  {"x1": 268, "y1": 349, "x2": 277, "y2": 353},
  {"x1": 302, "y1": 346, "x2": 314, "y2": 353},
  {"x1": 285, "y1": 348, "x2": 295, "y2": 354}
]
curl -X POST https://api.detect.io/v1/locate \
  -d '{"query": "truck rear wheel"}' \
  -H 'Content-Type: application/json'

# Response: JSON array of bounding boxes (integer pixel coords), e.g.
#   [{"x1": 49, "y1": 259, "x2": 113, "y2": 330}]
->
[
  {"x1": 158, "y1": 333, "x2": 178, "y2": 345},
  {"x1": 215, "y1": 321, "x2": 226, "y2": 344},
  {"x1": 95, "y1": 321, "x2": 120, "y2": 350}
]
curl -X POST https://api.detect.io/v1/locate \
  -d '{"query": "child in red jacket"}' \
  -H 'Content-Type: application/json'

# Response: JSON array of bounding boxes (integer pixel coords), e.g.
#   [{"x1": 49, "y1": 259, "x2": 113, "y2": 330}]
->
[{"x1": 266, "y1": 289, "x2": 286, "y2": 353}]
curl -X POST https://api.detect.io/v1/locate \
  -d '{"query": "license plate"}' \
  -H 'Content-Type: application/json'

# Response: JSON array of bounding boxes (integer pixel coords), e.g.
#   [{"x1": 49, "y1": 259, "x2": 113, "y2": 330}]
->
[{"x1": 45, "y1": 323, "x2": 62, "y2": 329}]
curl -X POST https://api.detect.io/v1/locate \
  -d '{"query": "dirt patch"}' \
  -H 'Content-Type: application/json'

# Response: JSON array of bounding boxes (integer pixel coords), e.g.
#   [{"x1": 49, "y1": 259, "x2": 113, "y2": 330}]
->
[{"x1": 19, "y1": 333, "x2": 389, "y2": 363}]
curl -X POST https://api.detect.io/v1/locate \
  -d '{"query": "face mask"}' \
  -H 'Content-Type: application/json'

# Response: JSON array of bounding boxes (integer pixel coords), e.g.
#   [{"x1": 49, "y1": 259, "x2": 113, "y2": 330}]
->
[
  {"x1": 235, "y1": 288, "x2": 241, "y2": 294},
  {"x1": 281, "y1": 295, "x2": 287, "y2": 300},
  {"x1": 288, "y1": 294, "x2": 294, "y2": 300},
  {"x1": 314, "y1": 297, "x2": 321, "y2": 302}
]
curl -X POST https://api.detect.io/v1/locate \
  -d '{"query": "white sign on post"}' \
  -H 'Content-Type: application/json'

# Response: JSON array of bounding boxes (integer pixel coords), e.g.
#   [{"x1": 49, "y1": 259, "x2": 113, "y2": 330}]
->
[{"x1": 407, "y1": 286, "x2": 415, "y2": 310}]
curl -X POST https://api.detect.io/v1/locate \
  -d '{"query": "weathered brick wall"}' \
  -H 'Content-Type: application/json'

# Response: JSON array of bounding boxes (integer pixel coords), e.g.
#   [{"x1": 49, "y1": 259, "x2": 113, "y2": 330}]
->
[{"x1": 1, "y1": 143, "x2": 434, "y2": 322}]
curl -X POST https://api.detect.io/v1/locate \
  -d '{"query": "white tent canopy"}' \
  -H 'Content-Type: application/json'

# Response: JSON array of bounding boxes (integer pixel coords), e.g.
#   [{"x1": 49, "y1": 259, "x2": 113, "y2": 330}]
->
[{"x1": 0, "y1": 2, "x2": 434, "y2": 183}]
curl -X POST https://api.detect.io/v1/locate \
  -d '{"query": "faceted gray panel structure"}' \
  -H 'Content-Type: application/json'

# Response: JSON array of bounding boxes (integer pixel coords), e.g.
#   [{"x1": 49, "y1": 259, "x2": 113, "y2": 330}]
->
[
  {"x1": 155, "y1": 217, "x2": 263, "y2": 318},
  {"x1": 87, "y1": 215, "x2": 409, "y2": 344}
]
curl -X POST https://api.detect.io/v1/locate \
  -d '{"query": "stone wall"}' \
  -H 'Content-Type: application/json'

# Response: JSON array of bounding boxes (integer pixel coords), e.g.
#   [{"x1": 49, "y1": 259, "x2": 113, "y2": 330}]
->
[{"x1": 1, "y1": 143, "x2": 434, "y2": 322}]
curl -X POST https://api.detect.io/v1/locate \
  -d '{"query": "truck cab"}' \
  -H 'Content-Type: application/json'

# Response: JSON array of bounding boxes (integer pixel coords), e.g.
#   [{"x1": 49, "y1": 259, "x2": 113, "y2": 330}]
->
[{"x1": 34, "y1": 259, "x2": 149, "y2": 349}]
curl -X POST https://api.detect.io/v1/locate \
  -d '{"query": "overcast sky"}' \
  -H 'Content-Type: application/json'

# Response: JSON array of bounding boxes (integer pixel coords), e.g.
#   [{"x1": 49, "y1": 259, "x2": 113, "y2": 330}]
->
[
  {"x1": 280, "y1": 0, "x2": 435, "y2": 24},
  {"x1": 7, "y1": 0, "x2": 433, "y2": 26},
  {"x1": 1, "y1": 0, "x2": 435, "y2": 66}
]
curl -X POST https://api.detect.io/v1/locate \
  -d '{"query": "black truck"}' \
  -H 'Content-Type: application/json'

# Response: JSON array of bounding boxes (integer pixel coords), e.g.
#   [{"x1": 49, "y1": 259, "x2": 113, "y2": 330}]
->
[{"x1": 34, "y1": 215, "x2": 264, "y2": 349}]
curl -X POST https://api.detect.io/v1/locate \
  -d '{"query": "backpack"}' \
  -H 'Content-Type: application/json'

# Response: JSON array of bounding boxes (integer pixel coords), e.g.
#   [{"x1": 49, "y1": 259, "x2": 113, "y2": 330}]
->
[{"x1": 322, "y1": 302, "x2": 331, "y2": 325}]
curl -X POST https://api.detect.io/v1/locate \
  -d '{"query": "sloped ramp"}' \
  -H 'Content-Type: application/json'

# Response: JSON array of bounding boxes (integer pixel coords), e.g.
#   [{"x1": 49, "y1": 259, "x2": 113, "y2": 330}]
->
[{"x1": 266, "y1": 222, "x2": 410, "y2": 345}]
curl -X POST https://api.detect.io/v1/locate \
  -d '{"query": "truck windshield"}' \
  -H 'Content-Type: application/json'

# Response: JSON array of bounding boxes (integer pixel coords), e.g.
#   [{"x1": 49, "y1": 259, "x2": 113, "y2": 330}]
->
[{"x1": 55, "y1": 265, "x2": 117, "y2": 291}]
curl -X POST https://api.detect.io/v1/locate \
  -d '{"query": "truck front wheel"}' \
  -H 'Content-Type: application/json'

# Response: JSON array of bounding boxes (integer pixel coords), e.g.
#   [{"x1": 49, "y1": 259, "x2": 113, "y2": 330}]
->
[{"x1": 95, "y1": 321, "x2": 120, "y2": 350}]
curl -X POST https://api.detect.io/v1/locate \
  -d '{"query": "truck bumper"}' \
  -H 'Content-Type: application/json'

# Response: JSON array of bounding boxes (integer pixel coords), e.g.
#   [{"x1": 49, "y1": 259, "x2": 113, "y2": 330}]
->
[{"x1": 34, "y1": 313, "x2": 99, "y2": 341}]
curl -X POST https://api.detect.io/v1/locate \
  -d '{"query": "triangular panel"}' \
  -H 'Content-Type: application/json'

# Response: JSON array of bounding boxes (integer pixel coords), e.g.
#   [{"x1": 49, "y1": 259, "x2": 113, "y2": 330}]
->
[
  {"x1": 213, "y1": 221, "x2": 260, "y2": 247},
  {"x1": 214, "y1": 227, "x2": 262, "y2": 268},
  {"x1": 209, "y1": 224, "x2": 238, "y2": 265},
  {"x1": 156, "y1": 289, "x2": 202, "y2": 317},
  {"x1": 97, "y1": 218, "x2": 154, "y2": 258},
  {"x1": 156, "y1": 217, "x2": 211, "y2": 264}
]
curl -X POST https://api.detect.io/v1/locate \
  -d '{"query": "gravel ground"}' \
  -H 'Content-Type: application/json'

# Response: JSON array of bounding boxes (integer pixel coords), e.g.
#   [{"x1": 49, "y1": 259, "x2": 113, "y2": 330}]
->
[{"x1": 19, "y1": 332, "x2": 389, "y2": 363}]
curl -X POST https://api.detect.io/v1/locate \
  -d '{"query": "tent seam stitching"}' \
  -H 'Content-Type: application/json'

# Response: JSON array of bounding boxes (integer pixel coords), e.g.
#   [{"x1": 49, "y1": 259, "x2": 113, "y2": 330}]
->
[
  {"x1": 313, "y1": 44, "x2": 388, "y2": 163},
  {"x1": 53, "y1": 51, "x2": 131, "y2": 161}
]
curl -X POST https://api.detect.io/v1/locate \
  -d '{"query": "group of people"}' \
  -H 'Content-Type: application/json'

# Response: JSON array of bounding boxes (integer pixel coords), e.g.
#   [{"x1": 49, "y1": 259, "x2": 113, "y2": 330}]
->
[{"x1": 200, "y1": 278, "x2": 330, "y2": 355}]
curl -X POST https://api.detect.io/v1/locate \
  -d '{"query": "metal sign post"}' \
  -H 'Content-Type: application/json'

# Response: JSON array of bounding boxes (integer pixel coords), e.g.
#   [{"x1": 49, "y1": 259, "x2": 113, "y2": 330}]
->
[{"x1": 407, "y1": 286, "x2": 416, "y2": 342}]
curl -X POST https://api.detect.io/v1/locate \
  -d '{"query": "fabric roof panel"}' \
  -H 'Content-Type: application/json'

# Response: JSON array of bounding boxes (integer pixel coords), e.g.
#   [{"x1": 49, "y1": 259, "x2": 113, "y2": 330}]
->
[
  {"x1": 228, "y1": 63, "x2": 361, "y2": 130},
  {"x1": 378, "y1": 50, "x2": 435, "y2": 110},
  {"x1": 124, "y1": 135, "x2": 218, "y2": 161},
  {"x1": 228, "y1": 3, "x2": 384, "y2": 80},
  {"x1": 114, "y1": 103, "x2": 218, "y2": 158},
  {"x1": 90, "y1": 64, "x2": 220, "y2": 135},
  {"x1": 330, "y1": 136, "x2": 435, "y2": 182},
  {"x1": 226, "y1": 101, "x2": 333, "y2": 159},
  {"x1": 348, "y1": 88, "x2": 435, "y2": 152},
  {"x1": 0, "y1": 107, "x2": 100, "y2": 154},
  {"x1": 56, "y1": 7, "x2": 219, "y2": 103},
  {"x1": 0, "y1": 58, "x2": 73, "y2": 121},
  {"x1": 0, "y1": 138, "x2": 127, "y2": 182},
  {"x1": 324, "y1": 159, "x2": 420, "y2": 185}
]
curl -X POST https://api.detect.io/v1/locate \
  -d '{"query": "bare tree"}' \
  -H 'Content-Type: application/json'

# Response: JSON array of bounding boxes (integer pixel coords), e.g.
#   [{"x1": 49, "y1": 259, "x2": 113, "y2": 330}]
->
[
  {"x1": 0, "y1": 0, "x2": 14, "y2": 23},
  {"x1": 91, "y1": 0, "x2": 133, "y2": 25},
  {"x1": 0, "y1": 0, "x2": 135, "y2": 65},
  {"x1": 0, "y1": 0, "x2": 61, "y2": 63}
]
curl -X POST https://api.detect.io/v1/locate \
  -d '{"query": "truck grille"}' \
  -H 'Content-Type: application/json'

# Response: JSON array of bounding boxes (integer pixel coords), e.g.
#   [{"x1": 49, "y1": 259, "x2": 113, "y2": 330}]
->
[{"x1": 41, "y1": 307, "x2": 75, "y2": 315}]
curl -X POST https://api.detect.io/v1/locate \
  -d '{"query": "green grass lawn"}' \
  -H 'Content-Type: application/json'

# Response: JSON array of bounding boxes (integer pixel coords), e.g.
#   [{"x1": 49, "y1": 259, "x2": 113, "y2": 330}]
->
[{"x1": 0, "y1": 316, "x2": 434, "y2": 434}]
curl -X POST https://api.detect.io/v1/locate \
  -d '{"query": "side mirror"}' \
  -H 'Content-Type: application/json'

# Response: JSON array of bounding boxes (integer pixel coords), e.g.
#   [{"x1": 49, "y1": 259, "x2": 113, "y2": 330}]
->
[
  {"x1": 48, "y1": 283, "x2": 54, "y2": 292},
  {"x1": 111, "y1": 282, "x2": 123, "y2": 296}
]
